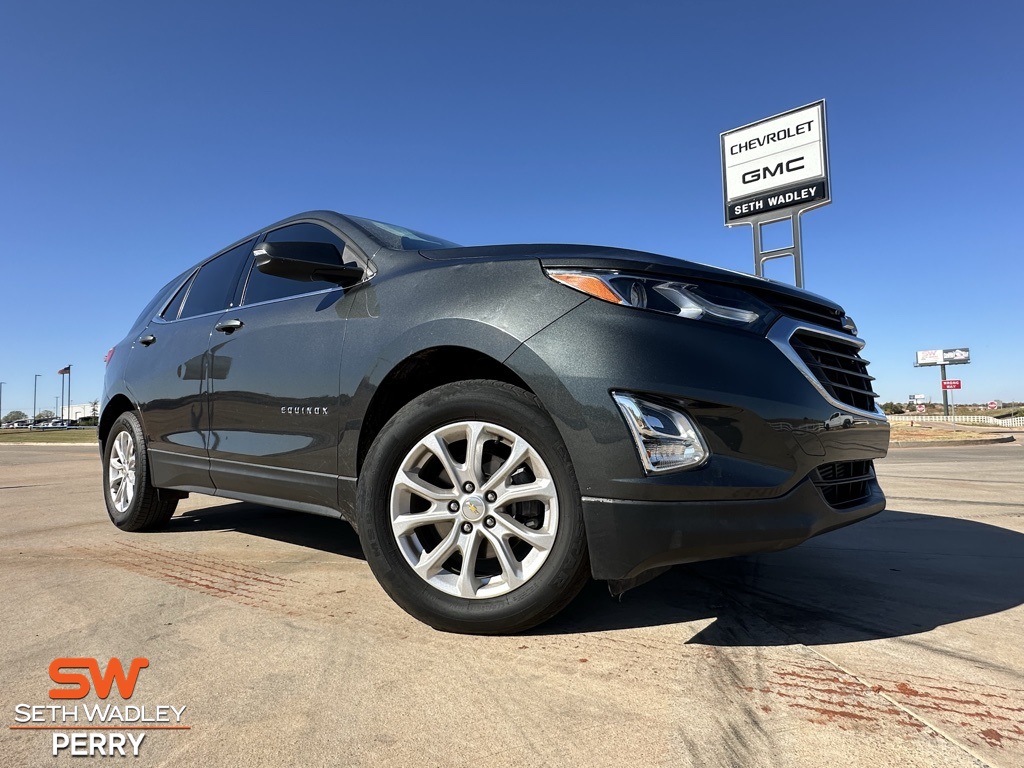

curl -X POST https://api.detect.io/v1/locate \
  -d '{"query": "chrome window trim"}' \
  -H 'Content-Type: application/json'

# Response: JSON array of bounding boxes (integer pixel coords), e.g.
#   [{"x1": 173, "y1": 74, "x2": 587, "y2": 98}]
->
[
  {"x1": 239, "y1": 285, "x2": 342, "y2": 311},
  {"x1": 767, "y1": 316, "x2": 885, "y2": 421},
  {"x1": 151, "y1": 305, "x2": 230, "y2": 325}
]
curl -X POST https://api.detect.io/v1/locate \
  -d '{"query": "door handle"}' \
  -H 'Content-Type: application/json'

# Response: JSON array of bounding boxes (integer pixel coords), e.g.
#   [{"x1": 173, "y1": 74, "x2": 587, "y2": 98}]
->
[
  {"x1": 138, "y1": 334, "x2": 157, "y2": 346},
  {"x1": 214, "y1": 319, "x2": 244, "y2": 334}
]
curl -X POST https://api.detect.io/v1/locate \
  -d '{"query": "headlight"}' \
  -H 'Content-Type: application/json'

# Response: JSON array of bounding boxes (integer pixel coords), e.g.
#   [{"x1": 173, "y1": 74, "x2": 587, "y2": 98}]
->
[{"x1": 545, "y1": 268, "x2": 770, "y2": 328}]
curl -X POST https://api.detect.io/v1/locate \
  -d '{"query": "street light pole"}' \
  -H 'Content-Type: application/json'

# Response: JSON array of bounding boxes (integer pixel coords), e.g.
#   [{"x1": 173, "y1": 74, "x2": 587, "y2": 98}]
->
[{"x1": 33, "y1": 374, "x2": 40, "y2": 428}]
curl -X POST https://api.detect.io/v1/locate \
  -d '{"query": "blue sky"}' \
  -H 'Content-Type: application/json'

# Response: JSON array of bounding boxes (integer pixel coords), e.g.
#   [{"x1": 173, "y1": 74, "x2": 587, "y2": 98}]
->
[{"x1": 1, "y1": 0, "x2": 1021, "y2": 416}]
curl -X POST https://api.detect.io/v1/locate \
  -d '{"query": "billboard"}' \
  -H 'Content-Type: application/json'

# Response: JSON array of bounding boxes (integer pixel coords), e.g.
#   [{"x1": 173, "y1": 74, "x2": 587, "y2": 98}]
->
[
  {"x1": 721, "y1": 100, "x2": 830, "y2": 224},
  {"x1": 915, "y1": 348, "x2": 971, "y2": 367}
]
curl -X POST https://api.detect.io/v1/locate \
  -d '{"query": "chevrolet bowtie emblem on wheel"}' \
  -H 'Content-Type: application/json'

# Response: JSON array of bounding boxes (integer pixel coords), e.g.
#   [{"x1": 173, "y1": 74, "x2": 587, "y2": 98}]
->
[{"x1": 280, "y1": 406, "x2": 329, "y2": 415}]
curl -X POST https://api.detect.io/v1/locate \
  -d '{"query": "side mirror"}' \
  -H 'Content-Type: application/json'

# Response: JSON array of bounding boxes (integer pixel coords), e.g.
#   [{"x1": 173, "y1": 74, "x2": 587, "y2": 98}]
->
[{"x1": 253, "y1": 241, "x2": 364, "y2": 286}]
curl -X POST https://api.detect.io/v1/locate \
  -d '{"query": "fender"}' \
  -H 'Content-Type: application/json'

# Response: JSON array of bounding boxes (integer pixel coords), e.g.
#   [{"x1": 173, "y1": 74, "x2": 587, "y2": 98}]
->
[{"x1": 338, "y1": 318, "x2": 527, "y2": 479}]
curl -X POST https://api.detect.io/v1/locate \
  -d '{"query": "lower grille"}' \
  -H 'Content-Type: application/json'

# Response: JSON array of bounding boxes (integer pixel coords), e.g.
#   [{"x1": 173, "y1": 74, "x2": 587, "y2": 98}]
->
[
  {"x1": 791, "y1": 331, "x2": 878, "y2": 413},
  {"x1": 813, "y1": 460, "x2": 874, "y2": 509}
]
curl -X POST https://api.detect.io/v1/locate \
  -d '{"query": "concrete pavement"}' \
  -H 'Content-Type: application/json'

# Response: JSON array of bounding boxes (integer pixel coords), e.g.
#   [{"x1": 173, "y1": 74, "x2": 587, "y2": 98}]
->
[{"x1": 1, "y1": 442, "x2": 1022, "y2": 766}]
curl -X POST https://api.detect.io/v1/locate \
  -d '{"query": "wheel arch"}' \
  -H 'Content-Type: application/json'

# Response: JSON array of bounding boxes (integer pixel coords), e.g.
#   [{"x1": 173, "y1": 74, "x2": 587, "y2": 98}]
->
[
  {"x1": 99, "y1": 393, "x2": 137, "y2": 450},
  {"x1": 355, "y1": 346, "x2": 535, "y2": 475}
]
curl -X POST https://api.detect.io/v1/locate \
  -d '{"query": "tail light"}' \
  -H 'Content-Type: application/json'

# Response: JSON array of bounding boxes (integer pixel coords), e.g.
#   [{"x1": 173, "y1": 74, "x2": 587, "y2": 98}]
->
[{"x1": 104, "y1": 347, "x2": 115, "y2": 365}]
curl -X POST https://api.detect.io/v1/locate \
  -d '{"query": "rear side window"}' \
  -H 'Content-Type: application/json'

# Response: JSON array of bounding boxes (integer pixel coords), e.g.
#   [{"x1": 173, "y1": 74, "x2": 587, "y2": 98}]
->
[
  {"x1": 161, "y1": 273, "x2": 195, "y2": 321},
  {"x1": 179, "y1": 239, "x2": 255, "y2": 319},
  {"x1": 130, "y1": 274, "x2": 183, "y2": 330},
  {"x1": 242, "y1": 223, "x2": 349, "y2": 305}
]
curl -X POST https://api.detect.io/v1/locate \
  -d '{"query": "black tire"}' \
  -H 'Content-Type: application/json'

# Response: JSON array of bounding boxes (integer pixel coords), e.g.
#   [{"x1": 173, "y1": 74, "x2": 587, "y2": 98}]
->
[
  {"x1": 357, "y1": 380, "x2": 589, "y2": 634},
  {"x1": 102, "y1": 411, "x2": 177, "y2": 532}
]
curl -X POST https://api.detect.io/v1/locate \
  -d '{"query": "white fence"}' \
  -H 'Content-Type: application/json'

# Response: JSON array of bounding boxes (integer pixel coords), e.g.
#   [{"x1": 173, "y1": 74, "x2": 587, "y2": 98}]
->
[{"x1": 887, "y1": 414, "x2": 1024, "y2": 427}]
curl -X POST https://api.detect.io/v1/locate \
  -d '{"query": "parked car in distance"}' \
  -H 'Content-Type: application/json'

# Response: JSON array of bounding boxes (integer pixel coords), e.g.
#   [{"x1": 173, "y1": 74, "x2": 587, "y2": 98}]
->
[{"x1": 101, "y1": 211, "x2": 889, "y2": 634}]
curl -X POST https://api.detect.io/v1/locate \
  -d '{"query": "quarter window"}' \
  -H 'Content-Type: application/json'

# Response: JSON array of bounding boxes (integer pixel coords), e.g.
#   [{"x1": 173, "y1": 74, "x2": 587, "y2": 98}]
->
[
  {"x1": 178, "y1": 240, "x2": 254, "y2": 319},
  {"x1": 243, "y1": 223, "x2": 351, "y2": 305},
  {"x1": 161, "y1": 273, "x2": 195, "y2": 321}
]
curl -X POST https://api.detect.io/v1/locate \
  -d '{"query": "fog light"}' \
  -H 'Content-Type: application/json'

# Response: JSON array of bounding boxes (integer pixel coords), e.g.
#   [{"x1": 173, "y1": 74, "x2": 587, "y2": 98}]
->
[{"x1": 612, "y1": 393, "x2": 709, "y2": 474}]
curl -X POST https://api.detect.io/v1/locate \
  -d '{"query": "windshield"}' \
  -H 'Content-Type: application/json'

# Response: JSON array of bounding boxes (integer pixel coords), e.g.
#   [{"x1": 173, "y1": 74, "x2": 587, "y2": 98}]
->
[{"x1": 347, "y1": 215, "x2": 461, "y2": 251}]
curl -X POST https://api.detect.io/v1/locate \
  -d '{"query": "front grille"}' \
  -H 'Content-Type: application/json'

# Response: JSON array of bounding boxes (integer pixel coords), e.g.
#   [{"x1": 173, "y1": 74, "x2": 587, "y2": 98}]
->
[
  {"x1": 790, "y1": 331, "x2": 878, "y2": 412},
  {"x1": 813, "y1": 460, "x2": 874, "y2": 509}
]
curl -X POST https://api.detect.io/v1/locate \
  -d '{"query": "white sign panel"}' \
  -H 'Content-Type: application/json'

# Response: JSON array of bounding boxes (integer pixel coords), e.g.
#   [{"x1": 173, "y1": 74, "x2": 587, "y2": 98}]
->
[
  {"x1": 721, "y1": 100, "x2": 830, "y2": 223},
  {"x1": 915, "y1": 348, "x2": 971, "y2": 367}
]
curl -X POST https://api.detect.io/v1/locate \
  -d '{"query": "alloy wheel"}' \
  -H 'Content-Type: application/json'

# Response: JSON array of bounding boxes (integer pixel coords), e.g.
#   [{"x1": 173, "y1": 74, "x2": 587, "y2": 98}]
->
[
  {"x1": 108, "y1": 430, "x2": 137, "y2": 513},
  {"x1": 389, "y1": 420, "x2": 559, "y2": 599}
]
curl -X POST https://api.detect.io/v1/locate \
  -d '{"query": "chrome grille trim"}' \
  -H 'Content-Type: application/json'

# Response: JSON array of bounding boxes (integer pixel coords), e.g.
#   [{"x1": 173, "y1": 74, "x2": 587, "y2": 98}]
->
[{"x1": 768, "y1": 317, "x2": 885, "y2": 421}]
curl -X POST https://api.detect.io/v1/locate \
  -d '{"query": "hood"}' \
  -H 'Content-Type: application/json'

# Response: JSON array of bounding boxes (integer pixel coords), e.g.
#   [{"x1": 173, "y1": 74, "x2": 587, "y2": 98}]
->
[{"x1": 420, "y1": 243, "x2": 847, "y2": 320}]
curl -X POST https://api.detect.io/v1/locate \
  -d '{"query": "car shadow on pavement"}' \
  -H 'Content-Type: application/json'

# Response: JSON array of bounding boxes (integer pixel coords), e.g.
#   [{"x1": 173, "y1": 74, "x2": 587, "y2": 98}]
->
[
  {"x1": 164, "y1": 501, "x2": 365, "y2": 560},
  {"x1": 539, "y1": 509, "x2": 1024, "y2": 645}
]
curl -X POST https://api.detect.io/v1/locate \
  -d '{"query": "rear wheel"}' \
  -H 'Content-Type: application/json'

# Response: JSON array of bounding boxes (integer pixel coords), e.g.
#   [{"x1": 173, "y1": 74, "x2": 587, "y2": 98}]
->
[
  {"x1": 103, "y1": 411, "x2": 177, "y2": 531},
  {"x1": 357, "y1": 380, "x2": 589, "y2": 634}
]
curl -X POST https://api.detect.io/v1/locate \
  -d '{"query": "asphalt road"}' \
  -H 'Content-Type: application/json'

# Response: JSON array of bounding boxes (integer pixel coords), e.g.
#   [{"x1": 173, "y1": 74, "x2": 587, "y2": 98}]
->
[{"x1": 2, "y1": 442, "x2": 1022, "y2": 766}]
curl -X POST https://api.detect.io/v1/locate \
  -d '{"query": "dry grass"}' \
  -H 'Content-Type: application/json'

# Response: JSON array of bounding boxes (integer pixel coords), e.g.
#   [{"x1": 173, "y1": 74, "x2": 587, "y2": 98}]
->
[
  {"x1": 889, "y1": 423, "x2": 999, "y2": 443},
  {"x1": 0, "y1": 428, "x2": 97, "y2": 444}
]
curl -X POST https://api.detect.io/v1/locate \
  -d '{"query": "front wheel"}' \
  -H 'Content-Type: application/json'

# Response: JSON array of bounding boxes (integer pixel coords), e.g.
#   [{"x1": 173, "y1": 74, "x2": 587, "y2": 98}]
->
[
  {"x1": 103, "y1": 411, "x2": 177, "y2": 532},
  {"x1": 357, "y1": 380, "x2": 589, "y2": 634}
]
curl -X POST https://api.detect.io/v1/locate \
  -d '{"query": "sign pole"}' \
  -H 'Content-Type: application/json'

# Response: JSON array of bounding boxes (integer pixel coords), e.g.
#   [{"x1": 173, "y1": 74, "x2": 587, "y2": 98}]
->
[
  {"x1": 940, "y1": 363, "x2": 949, "y2": 416},
  {"x1": 749, "y1": 208, "x2": 812, "y2": 287}
]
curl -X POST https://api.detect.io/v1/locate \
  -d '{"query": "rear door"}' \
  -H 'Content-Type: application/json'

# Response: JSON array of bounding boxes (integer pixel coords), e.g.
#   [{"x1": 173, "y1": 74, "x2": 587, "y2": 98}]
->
[
  {"x1": 205, "y1": 221, "x2": 365, "y2": 514},
  {"x1": 127, "y1": 239, "x2": 253, "y2": 491}
]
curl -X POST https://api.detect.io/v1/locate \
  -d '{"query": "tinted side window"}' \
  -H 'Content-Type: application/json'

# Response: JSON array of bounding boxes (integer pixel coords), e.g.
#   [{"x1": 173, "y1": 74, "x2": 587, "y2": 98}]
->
[
  {"x1": 161, "y1": 273, "x2": 195, "y2": 321},
  {"x1": 131, "y1": 274, "x2": 183, "y2": 330},
  {"x1": 179, "y1": 239, "x2": 255, "y2": 319},
  {"x1": 242, "y1": 223, "x2": 348, "y2": 305}
]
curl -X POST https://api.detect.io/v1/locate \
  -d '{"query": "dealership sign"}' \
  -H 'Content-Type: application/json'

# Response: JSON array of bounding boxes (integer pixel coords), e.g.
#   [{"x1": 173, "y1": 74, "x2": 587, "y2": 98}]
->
[
  {"x1": 721, "y1": 100, "x2": 830, "y2": 223},
  {"x1": 915, "y1": 348, "x2": 971, "y2": 367}
]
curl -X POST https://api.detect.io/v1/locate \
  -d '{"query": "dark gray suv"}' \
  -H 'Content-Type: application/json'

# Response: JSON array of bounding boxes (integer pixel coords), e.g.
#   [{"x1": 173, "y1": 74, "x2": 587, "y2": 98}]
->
[{"x1": 100, "y1": 211, "x2": 888, "y2": 633}]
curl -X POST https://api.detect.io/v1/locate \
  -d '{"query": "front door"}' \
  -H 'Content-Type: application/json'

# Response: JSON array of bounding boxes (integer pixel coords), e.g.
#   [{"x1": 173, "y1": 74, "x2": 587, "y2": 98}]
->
[{"x1": 205, "y1": 221, "x2": 361, "y2": 515}]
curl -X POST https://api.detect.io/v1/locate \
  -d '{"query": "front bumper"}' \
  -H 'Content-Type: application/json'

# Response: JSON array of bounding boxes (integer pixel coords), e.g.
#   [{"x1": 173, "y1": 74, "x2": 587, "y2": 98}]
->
[
  {"x1": 507, "y1": 297, "x2": 890, "y2": 582},
  {"x1": 584, "y1": 474, "x2": 885, "y2": 581}
]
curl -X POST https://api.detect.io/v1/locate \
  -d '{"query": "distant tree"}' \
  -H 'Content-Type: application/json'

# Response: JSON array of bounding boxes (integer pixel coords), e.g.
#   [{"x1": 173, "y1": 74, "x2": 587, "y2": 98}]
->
[
  {"x1": 3, "y1": 410, "x2": 28, "y2": 423},
  {"x1": 36, "y1": 410, "x2": 55, "y2": 420},
  {"x1": 90, "y1": 399, "x2": 99, "y2": 418},
  {"x1": 880, "y1": 402, "x2": 905, "y2": 415}
]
